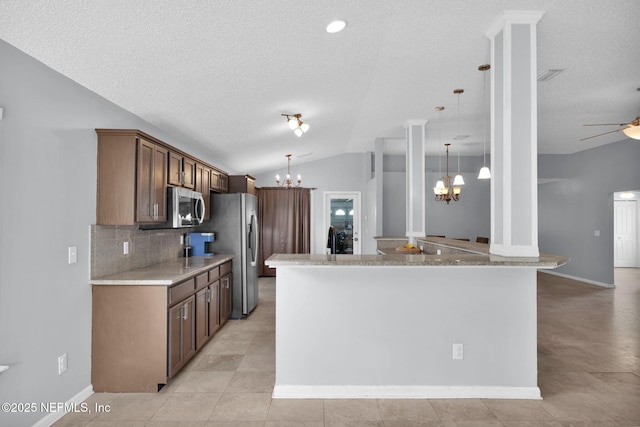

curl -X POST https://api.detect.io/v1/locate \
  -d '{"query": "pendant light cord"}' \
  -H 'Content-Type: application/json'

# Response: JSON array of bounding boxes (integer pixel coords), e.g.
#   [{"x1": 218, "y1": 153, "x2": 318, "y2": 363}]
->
[{"x1": 483, "y1": 68, "x2": 487, "y2": 165}]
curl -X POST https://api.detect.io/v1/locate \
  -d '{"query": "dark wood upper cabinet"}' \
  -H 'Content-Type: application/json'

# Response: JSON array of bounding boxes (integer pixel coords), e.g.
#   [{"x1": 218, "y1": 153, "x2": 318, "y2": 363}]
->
[
  {"x1": 168, "y1": 151, "x2": 196, "y2": 189},
  {"x1": 97, "y1": 129, "x2": 168, "y2": 225},
  {"x1": 136, "y1": 139, "x2": 168, "y2": 223},
  {"x1": 96, "y1": 129, "x2": 231, "y2": 226},
  {"x1": 229, "y1": 175, "x2": 256, "y2": 196}
]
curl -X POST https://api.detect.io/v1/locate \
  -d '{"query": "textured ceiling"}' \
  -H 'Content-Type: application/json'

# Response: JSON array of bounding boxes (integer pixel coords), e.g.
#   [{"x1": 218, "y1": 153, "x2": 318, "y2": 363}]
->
[{"x1": 1, "y1": 0, "x2": 639, "y2": 174}]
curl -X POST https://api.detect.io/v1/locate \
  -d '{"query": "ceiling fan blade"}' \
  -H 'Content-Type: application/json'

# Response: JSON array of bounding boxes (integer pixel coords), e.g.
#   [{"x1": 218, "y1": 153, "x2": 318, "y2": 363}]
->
[
  {"x1": 582, "y1": 123, "x2": 627, "y2": 127},
  {"x1": 580, "y1": 128, "x2": 623, "y2": 141}
]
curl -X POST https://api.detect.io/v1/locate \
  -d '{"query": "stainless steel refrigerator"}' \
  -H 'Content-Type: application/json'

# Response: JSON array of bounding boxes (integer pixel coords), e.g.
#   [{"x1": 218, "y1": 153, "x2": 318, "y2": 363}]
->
[{"x1": 210, "y1": 193, "x2": 258, "y2": 318}]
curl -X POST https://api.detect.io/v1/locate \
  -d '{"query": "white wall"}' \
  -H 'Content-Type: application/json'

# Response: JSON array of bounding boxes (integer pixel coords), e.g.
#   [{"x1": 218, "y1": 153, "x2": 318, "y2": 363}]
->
[{"x1": 0, "y1": 40, "x2": 232, "y2": 427}]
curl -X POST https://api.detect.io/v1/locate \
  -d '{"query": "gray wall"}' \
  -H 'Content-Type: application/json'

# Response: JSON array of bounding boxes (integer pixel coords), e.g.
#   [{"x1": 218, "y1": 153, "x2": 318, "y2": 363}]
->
[
  {"x1": 0, "y1": 40, "x2": 231, "y2": 426},
  {"x1": 538, "y1": 139, "x2": 640, "y2": 286},
  {"x1": 383, "y1": 154, "x2": 492, "y2": 241}
]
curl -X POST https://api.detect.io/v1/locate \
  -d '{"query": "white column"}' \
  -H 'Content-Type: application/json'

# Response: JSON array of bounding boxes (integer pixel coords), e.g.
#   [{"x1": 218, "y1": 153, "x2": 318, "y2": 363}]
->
[
  {"x1": 404, "y1": 120, "x2": 428, "y2": 243},
  {"x1": 486, "y1": 11, "x2": 544, "y2": 257}
]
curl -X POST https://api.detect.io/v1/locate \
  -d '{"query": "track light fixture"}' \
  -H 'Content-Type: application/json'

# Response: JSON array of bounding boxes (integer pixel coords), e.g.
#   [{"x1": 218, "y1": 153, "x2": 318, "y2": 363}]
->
[{"x1": 281, "y1": 113, "x2": 310, "y2": 137}]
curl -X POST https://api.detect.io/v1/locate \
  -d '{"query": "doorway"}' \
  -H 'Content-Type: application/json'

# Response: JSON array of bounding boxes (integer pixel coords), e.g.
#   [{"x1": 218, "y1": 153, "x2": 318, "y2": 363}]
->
[
  {"x1": 324, "y1": 192, "x2": 361, "y2": 254},
  {"x1": 614, "y1": 191, "x2": 639, "y2": 268}
]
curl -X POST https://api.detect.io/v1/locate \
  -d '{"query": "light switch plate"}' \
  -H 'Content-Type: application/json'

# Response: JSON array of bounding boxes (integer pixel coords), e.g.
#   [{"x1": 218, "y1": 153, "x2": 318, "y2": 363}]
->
[{"x1": 68, "y1": 246, "x2": 78, "y2": 264}]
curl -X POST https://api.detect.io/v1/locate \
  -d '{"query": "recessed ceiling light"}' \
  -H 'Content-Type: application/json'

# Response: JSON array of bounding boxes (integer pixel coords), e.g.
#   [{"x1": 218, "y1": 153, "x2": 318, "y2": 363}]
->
[{"x1": 326, "y1": 20, "x2": 347, "y2": 33}]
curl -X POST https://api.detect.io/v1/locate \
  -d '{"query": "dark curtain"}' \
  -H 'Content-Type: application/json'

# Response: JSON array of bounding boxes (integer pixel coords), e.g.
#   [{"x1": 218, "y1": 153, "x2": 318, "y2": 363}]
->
[{"x1": 257, "y1": 187, "x2": 311, "y2": 276}]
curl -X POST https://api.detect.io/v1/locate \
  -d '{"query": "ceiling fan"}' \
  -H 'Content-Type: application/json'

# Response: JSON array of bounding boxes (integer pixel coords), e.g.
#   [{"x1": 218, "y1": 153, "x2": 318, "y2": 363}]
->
[{"x1": 581, "y1": 116, "x2": 640, "y2": 141}]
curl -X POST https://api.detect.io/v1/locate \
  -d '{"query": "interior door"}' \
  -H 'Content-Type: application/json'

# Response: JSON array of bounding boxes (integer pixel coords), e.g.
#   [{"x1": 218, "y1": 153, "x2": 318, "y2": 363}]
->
[
  {"x1": 324, "y1": 192, "x2": 361, "y2": 255},
  {"x1": 614, "y1": 200, "x2": 637, "y2": 267}
]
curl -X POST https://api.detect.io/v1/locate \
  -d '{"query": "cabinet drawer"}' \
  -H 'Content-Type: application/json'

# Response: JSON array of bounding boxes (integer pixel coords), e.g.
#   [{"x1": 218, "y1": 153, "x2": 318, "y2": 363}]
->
[
  {"x1": 169, "y1": 278, "x2": 195, "y2": 306},
  {"x1": 195, "y1": 272, "x2": 208, "y2": 290},
  {"x1": 220, "y1": 261, "x2": 232, "y2": 276},
  {"x1": 208, "y1": 266, "x2": 220, "y2": 283}
]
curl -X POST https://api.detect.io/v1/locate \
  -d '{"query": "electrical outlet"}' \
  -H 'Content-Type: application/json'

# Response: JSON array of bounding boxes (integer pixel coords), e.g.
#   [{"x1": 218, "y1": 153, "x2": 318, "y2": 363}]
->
[
  {"x1": 453, "y1": 343, "x2": 464, "y2": 360},
  {"x1": 594, "y1": 230, "x2": 600, "y2": 237},
  {"x1": 68, "y1": 246, "x2": 77, "y2": 264},
  {"x1": 58, "y1": 353, "x2": 68, "y2": 375},
  {"x1": 123, "y1": 241, "x2": 129, "y2": 255}
]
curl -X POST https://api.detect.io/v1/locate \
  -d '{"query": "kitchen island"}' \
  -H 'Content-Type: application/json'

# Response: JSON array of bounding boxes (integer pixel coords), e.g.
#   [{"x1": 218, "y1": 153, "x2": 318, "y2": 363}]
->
[{"x1": 266, "y1": 238, "x2": 567, "y2": 400}]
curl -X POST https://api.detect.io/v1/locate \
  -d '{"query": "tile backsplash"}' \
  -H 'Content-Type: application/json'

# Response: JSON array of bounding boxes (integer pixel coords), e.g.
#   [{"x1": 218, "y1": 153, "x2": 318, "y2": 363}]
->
[{"x1": 91, "y1": 225, "x2": 191, "y2": 278}]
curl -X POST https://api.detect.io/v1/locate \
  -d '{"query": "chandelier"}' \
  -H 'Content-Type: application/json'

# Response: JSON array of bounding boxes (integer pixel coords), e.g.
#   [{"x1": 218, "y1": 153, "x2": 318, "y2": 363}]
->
[
  {"x1": 281, "y1": 113, "x2": 310, "y2": 137},
  {"x1": 433, "y1": 92, "x2": 465, "y2": 204},
  {"x1": 434, "y1": 143, "x2": 464, "y2": 204},
  {"x1": 275, "y1": 154, "x2": 301, "y2": 188}
]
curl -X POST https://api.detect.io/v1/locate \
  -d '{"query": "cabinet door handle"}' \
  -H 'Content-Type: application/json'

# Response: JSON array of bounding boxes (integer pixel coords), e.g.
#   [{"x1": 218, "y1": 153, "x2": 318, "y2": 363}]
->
[
  {"x1": 181, "y1": 171, "x2": 185, "y2": 185},
  {"x1": 153, "y1": 203, "x2": 158, "y2": 220},
  {"x1": 206, "y1": 289, "x2": 211, "y2": 303},
  {"x1": 182, "y1": 303, "x2": 189, "y2": 320}
]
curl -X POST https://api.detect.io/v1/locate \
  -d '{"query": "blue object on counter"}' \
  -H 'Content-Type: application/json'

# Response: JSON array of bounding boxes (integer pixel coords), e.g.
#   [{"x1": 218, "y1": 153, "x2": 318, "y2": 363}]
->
[{"x1": 188, "y1": 232, "x2": 215, "y2": 256}]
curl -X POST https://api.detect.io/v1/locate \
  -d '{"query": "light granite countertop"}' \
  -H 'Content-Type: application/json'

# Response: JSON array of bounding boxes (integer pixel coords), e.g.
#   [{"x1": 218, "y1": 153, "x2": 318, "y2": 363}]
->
[
  {"x1": 90, "y1": 255, "x2": 234, "y2": 285},
  {"x1": 267, "y1": 237, "x2": 568, "y2": 268}
]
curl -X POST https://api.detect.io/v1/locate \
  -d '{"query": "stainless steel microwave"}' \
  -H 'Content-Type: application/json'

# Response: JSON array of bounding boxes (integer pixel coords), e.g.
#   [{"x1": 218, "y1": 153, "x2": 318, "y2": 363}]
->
[{"x1": 168, "y1": 187, "x2": 205, "y2": 228}]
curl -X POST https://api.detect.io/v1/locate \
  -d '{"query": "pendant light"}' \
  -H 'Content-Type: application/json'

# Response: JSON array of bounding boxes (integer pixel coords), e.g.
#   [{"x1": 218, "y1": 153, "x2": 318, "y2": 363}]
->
[
  {"x1": 433, "y1": 104, "x2": 464, "y2": 204},
  {"x1": 452, "y1": 89, "x2": 465, "y2": 186},
  {"x1": 477, "y1": 64, "x2": 492, "y2": 179}
]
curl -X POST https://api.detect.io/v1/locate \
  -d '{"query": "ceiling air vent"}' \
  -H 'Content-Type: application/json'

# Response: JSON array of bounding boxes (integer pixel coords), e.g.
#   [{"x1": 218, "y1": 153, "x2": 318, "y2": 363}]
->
[{"x1": 537, "y1": 69, "x2": 565, "y2": 82}]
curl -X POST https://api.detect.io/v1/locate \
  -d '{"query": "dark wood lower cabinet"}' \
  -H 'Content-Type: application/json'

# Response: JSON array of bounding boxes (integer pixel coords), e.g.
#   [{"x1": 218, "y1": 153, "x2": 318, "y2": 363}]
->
[
  {"x1": 220, "y1": 274, "x2": 232, "y2": 324},
  {"x1": 91, "y1": 260, "x2": 233, "y2": 392},
  {"x1": 168, "y1": 295, "x2": 196, "y2": 378},
  {"x1": 208, "y1": 282, "x2": 221, "y2": 339},
  {"x1": 196, "y1": 280, "x2": 221, "y2": 351}
]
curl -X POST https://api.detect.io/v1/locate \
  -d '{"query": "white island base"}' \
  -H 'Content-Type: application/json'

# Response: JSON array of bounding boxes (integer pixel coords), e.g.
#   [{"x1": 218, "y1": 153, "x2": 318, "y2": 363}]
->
[{"x1": 268, "y1": 262, "x2": 544, "y2": 400}]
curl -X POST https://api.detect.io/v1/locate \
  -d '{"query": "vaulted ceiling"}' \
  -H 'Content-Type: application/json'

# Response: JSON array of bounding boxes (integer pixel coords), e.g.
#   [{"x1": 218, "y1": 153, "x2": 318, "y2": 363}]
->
[{"x1": 1, "y1": 0, "x2": 639, "y2": 174}]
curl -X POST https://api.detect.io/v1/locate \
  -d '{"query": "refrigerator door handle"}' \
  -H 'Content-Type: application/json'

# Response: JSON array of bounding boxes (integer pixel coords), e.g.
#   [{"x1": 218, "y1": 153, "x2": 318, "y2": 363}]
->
[{"x1": 248, "y1": 213, "x2": 258, "y2": 266}]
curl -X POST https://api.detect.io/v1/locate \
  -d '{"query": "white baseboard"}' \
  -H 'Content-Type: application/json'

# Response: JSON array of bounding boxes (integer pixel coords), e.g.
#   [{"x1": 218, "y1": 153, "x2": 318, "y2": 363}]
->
[
  {"x1": 272, "y1": 385, "x2": 542, "y2": 400},
  {"x1": 33, "y1": 385, "x2": 94, "y2": 427},
  {"x1": 539, "y1": 269, "x2": 615, "y2": 288}
]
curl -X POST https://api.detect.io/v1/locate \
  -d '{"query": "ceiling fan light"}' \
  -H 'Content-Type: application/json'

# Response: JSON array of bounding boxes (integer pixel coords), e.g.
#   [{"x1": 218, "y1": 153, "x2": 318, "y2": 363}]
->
[
  {"x1": 453, "y1": 173, "x2": 465, "y2": 186},
  {"x1": 293, "y1": 127, "x2": 304, "y2": 137},
  {"x1": 622, "y1": 126, "x2": 640, "y2": 140},
  {"x1": 478, "y1": 166, "x2": 491, "y2": 179},
  {"x1": 299, "y1": 122, "x2": 310, "y2": 133}
]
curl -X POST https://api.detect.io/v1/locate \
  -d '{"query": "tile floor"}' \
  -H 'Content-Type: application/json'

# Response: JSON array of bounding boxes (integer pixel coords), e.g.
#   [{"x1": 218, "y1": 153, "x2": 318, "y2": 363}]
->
[{"x1": 54, "y1": 269, "x2": 640, "y2": 426}]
